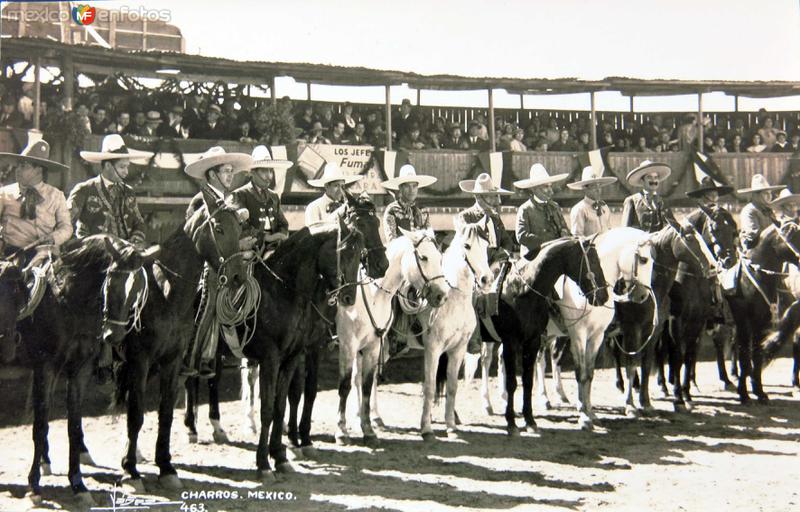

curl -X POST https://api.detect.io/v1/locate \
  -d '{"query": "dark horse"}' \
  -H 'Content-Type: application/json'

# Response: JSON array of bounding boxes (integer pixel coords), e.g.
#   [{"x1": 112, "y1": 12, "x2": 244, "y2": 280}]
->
[
  {"x1": 108, "y1": 188, "x2": 248, "y2": 492},
  {"x1": 658, "y1": 204, "x2": 738, "y2": 409},
  {"x1": 242, "y1": 195, "x2": 387, "y2": 482},
  {"x1": 2, "y1": 235, "x2": 149, "y2": 506},
  {"x1": 725, "y1": 221, "x2": 800, "y2": 403},
  {"x1": 481, "y1": 237, "x2": 608, "y2": 435},
  {"x1": 614, "y1": 218, "x2": 710, "y2": 415}
]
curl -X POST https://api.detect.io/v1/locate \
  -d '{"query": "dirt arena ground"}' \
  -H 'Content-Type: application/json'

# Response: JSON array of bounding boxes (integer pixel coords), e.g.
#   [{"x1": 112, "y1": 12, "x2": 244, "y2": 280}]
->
[{"x1": 0, "y1": 355, "x2": 798, "y2": 512}]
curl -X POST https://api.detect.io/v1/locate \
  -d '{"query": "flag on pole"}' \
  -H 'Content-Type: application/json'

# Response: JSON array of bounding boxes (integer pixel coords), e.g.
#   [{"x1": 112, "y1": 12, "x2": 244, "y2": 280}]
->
[
  {"x1": 691, "y1": 151, "x2": 728, "y2": 186},
  {"x1": 577, "y1": 148, "x2": 612, "y2": 175}
]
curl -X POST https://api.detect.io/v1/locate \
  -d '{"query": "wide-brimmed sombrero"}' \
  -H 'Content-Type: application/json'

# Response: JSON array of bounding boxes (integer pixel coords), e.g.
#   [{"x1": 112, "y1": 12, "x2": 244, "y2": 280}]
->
[
  {"x1": 626, "y1": 160, "x2": 671, "y2": 187},
  {"x1": 184, "y1": 146, "x2": 253, "y2": 180},
  {"x1": 736, "y1": 174, "x2": 785, "y2": 194},
  {"x1": 459, "y1": 173, "x2": 512, "y2": 195},
  {"x1": 686, "y1": 176, "x2": 733, "y2": 198},
  {"x1": 380, "y1": 164, "x2": 437, "y2": 190},
  {"x1": 770, "y1": 188, "x2": 800, "y2": 207},
  {"x1": 513, "y1": 163, "x2": 568, "y2": 189},
  {"x1": 79, "y1": 134, "x2": 153, "y2": 163},
  {"x1": 567, "y1": 166, "x2": 617, "y2": 190},
  {"x1": 249, "y1": 145, "x2": 293, "y2": 171},
  {"x1": 0, "y1": 139, "x2": 68, "y2": 173},
  {"x1": 308, "y1": 162, "x2": 363, "y2": 187}
]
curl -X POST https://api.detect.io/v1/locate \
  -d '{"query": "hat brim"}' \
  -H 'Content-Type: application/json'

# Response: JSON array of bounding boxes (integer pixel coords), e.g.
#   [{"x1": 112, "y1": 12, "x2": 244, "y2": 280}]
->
[
  {"x1": 249, "y1": 159, "x2": 293, "y2": 171},
  {"x1": 686, "y1": 184, "x2": 734, "y2": 198},
  {"x1": 736, "y1": 185, "x2": 786, "y2": 194},
  {"x1": 381, "y1": 175, "x2": 437, "y2": 190},
  {"x1": 513, "y1": 173, "x2": 569, "y2": 189},
  {"x1": 770, "y1": 194, "x2": 800, "y2": 206},
  {"x1": 80, "y1": 148, "x2": 154, "y2": 164},
  {"x1": 0, "y1": 153, "x2": 69, "y2": 173},
  {"x1": 566, "y1": 176, "x2": 618, "y2": 190},
  {"x1": 307, "y1": 174, "x2": 363, "y2": 188},
  {"x1": 626, "y1": 164, "x2": 671, "y2": 187},
  {"x1": 184, "y1": 153, "x2": 253, "y2": 180},
  {"x1": 458, "y1": 179, "x2": 513, "y2": 195}
]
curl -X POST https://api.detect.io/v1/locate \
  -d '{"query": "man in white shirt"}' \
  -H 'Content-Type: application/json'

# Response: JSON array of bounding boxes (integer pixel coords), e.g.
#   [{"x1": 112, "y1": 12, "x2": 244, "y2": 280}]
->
[
  {"x1": 304, "y1": 162, "x2": 362, "y2": 227},
  {"x1": 567, "y1": 166, "x2": 618, "y2": 237}
]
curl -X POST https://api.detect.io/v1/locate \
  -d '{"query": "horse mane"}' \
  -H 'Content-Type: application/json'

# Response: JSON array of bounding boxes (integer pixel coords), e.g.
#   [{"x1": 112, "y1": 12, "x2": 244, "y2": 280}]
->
[
  {"x1": 268, "y1": 224, "x2": 337, "y2": 264},
  {"x1": 0, "y1": 260, "x2": 22, "y2": 282},
  {"x1": 59, "y1": 235, "x2": 115, "y2": 272}
]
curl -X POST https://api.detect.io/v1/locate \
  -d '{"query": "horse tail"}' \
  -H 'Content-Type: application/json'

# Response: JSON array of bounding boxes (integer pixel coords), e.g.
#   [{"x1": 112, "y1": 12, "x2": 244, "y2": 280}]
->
[
  {"x1": 435, "y1": 353, "x2": 448, "y2": 399},
  {"x1": 762, "y1": 301, "x2": 800, "y2": 364},
  {"x1": 111, "y1": 359, "x2": 129, "y2": 410}
]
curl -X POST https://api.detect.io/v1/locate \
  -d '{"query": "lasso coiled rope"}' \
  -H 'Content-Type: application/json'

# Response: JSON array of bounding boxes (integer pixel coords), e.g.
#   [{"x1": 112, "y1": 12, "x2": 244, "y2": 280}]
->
[{"x1": 215, "y1": 263, "x2": 261, "y2": 349}]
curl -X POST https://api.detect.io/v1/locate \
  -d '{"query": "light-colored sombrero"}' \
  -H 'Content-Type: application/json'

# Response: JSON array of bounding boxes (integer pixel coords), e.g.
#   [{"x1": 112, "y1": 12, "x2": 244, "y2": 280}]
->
[
  {"x1": 249, "y1": 145, "x2": 292, "y2": 171},
  {"x1": 626, "y1": 160, "x2": 672, "y2": 187},
  {"x1": 381, "y1": 164, "x2": 437, "y2": 190},
  {"x1": 513, "y1": 163, "x2": 568, "y2": 189},
  {"x1": 567, "y1": 166, "x2": 617, "y2": 190},
  {"x1": 79, "y1": 134, "x2": 153, "y2": 163},
  {"x1": 770, "y1": 188, "x2": 800, "y2": 207},
  {"x1": 459, "y1": 173, "x2": 512, "y2": 195},
  {"x1": 0, "y1": 140, "x2": 68, "y2": 173},
  {"x1": 308, "y1": 162, "x2": 363, "y2": 187},
  {"x1": 184, "y1": 146, "x2": 253, "y2": 180},
  {"x1": 736, "y1": 174, "x2": 785, "y2": 194}
]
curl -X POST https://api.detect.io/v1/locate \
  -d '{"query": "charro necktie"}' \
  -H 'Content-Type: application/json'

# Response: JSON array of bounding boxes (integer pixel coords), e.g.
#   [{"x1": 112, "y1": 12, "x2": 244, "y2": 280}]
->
[
  {"x1": 19, "y1": 186, "x2": 41, "y2": 220},
  {"x1": 326, "y1": 200, "x2": 342, "y2": 213},
  {"x1": 593, "y1": 200, "x2": 607, "y2": 217}
]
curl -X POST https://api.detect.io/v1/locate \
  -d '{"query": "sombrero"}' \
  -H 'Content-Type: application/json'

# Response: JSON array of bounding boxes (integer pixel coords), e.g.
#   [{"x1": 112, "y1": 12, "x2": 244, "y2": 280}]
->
[
  {"x1": 567, "y1": 166, "x2": 617, "y2": 190},
  {"x1": 626, "y1": 160, "x2": 671, "y2": 187},
  {"x1": 380, "y1": 164, "x2": 437, "y2": 190},
  {"x1": 184, "y1": 146, "x2": 253, "y2": 180},
  {"x1": 513, "y1": 163, "x2": 568, "y2": 189},
  {"x1": 249, "y1": 145, "x2": 293, "y2": 171},
  {"x1": 79, "y1": 134, "x2": 154, "y2": 163},
  {"x1": 686, "y1": 176, "x2": 733, "y2": 198},
  {"x1": 0, "y1": 139, "x2": 68, "y2": 173},
  {"x1": 770, "y1": 188, "x2": 800, "y2": 207},
  {"x1": 736, "y1": 174, "x2": 785, "y2": 194},
  {"x1": 459, "y1": 173, "x2": 512, "y2": 195},
  {"x1": 307, "y1": 162, "x2": 363, "y2": 187}
]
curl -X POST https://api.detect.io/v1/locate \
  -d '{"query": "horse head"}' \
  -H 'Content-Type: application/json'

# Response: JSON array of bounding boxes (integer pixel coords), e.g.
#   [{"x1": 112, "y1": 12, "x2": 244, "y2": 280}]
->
[
  {"x1": 663, "y1": 215, "x2": 711, "y2": 276},
  {"x1": 450, "y1": 219, "x2": 492, "y2": 293},
  {"x1": 342, "y1": 190, "x2": 388, "y2": 278},
  {"x1": 568, "y1": 236, "x2": 609, "y2": 306},
  {"x1": 100, "y1": 236, "x2": 159, "y2": 345},
  {"x1": 399, "y1": 227, "x2": 448, "y2": 307},
  {"x1": 321, "y1": 214, "x2": 363, "y2": 307},
  {"x1": 184, "y1": 187, "x2": 247, "y2": 289},
  {"x1": 699, "y1": 203, "x2": 738, "y2": 269},
  {"x1": 0, "y1": 261, "x2": 25, "y2": 363},
  {"x1": 616, "y1": 236, "x2": 654, "y2": 304}
]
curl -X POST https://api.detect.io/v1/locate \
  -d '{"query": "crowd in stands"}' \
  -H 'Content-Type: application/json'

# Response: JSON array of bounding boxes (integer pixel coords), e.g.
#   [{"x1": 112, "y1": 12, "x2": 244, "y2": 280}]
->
[{"x1": 1, "y1": 79, "x2": 799, "y2": 155}]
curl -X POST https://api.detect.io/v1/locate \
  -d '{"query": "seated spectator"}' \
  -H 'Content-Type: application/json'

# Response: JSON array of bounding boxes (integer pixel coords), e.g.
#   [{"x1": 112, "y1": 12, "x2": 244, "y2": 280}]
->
[
  {"x1": 703, "y1": 135, "x2": 715, "y2": 154},
  {"x1": 129, "y1": 110, "x2": 147, "y2": 136},
  {"x1": 790, "y1": 133, "x2": 800, "y2": 153},
  {"x1": 336, "y1": 102, "x2": 357, "y2": 135},
  {"x1": 601, "y1": 131, "x2": 615, "y2": 150},
  {"x1": 307, "y1": 121, "x2": 331, "y2": 144},
  {"x1": 522, "y1": 124, "x2": 539, "y2": 149},
  {"x1": 296, "y1": 103, "x2": 314, "y2": 136},
  {"x1": 678, "y1": 114, "x2": 698, "y2": 151},
  {"x1": 498, "y1": 123, "x2": 515, "y2": 149},
  {"x1": 139, "y1": 110, "x2": 162, "y2": 137},
  {"x1": 230, "y1": 117, "x2": 259, "y2": 143},
  {"x1": 328, "y1": 121, "x2": 349, "y2": 144},
  {"x1": 397, "y1": 124, "x2": 427, "y2": 150},
  {"x1": 158, "y1": 105, "x2": 190, "y2": 139},
  {"x1": 442, "y1": 124, "x2": 468, "y2": 150},
  {"x1": 509, "y1": 128, "x2": 527, "y2": 152},
  {"x1": 654, "y1": 130, "x2": 672, "y2": 153},
  {"x1": 17, "y1": 84, "x2": 33, "y2": 123},
  {"x1": 713, "y1": 137, "x2": 728, "y2": 153},
  {"x1": 427, "y1": 130, "x2": 443, "y2": 149},
  {"x1": 549, "y1": 128, "x2": 579, "y2": 152},
  {"x1": 729, "y1": 134, "x2": 744, "y2": 153},
  {"x1": 465, "y1": 121, "x2": 489, "y2": 150},
  {"x1": 349, "y1": 122, "x2": 369, "y2": 145},
  {"x1": 611, "y1": 137, "x2": 627, "y2": 152},
  {"x1": 193, "y1": 104, "x2": 228, "y2": 140},
  {"x1": 222, "y1": 98, "x2": 238, "y2": 126},
  {"x1": 576, "y1": 132, "x2": 591, "y2": 151},
  {"x1": 183, "y1": 93, "x2": 205, "y2": 133},
  {"x1": 0, "y1": 96, "x2": 25, "y2": 128},
  {"x1": 317, "y1": 105, "x2": 334, "y2": 133},
  {"x1": 634, "y1": 135, "x2": 654, "y2": 152},
  {"x1": 370, "y1": 124, "x2": 386, "y2": 148},
  {"x1": 771, "y1": 130, "x2": 792, "y2": 152},
  {"x1": 90, "y1": 105, "x2": 110, "y2": 134},
  {"x1": 392, "y1": 98, "x2": 415, "y2": 141},
  {"x1": 758, "y1": 117, "x2": 778, "y2": 149},
  {"x1": 473, "y1": 114, "x2": 489, "y2": 140},
  {"x1": 746, "y1": 133, "x2": 766, "y2": 153},
  {"x1": 108, "y1": 111, "x2": 131, "y2": 135},
  {"x1": 727, "y1": 117, "x2": 748, "y2": 143},
  {"x1": 544, "y1": 117, "x2": 560, "y2": 144},
  {"x1": 433, "y1": 117, "x2": 447, "y2": 135},
  {"x1": 75, "y1": 104, "x2": 92, "y2": 133}
]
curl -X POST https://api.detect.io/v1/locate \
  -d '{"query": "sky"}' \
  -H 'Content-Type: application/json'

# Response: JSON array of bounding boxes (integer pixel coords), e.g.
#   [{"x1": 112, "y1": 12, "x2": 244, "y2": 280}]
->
[{"x1": 7, "y1": 0, "x2": 800, "y2": 110}]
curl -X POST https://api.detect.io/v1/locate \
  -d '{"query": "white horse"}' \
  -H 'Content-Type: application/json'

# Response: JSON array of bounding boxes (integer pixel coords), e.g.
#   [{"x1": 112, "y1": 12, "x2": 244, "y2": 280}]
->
[
  {"x1": 419, "y1": 221, "x2": 492, "y2": 441},
  {"x1": 336, "y1": 228, "x2": 448, "y2": 446}
]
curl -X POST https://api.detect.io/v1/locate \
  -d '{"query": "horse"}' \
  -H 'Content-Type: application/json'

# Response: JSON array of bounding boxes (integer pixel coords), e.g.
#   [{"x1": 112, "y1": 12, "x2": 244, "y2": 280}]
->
[
  {"x1": 726, "y1": 221, "x2": 800, "y2": 403},
  {"x1": 613, "y1": 219, "x2": 711, "y2": 416},
  {"x1": 107, "y1": 188, "x2": 249, "y2": 492},
  {"x1": 419, "y1": 221, "x2": 492, "y2": 441},
  {"x1": 660, "y1": 204, "x2": 739, "y2": 409},
  {"x1": 0, "y1": 260, "x2": 25, "y2": 363},
  {"x1": 480, "y1": 236, "x2": 609, "y2": 435},
  {"x1": 241, "y1": 204, "x2": 385, "y2": 482},
  {"x1": 5, "y1": 235, "x2": 150, "y2": 506},
  {"x1": 335, "y1": 228, "x2": 448, "y2": 446}
]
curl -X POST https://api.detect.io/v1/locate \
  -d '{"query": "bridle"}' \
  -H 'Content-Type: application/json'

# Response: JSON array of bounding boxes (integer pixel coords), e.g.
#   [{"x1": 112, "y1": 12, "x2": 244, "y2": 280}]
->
[
  {"x1": 668, "y1": 222, "x2": 710, "y2": 277},
  {"x1": 577, "y1": 234, "x2": 608, "y2": 301},
  {"x1": 775, "y1": 221, "x2": 800, "y2": 262},
  {"x1": 101, "y1": 265, "x2": 149, "y2": 335},
  {"x1": 411, "y1": 234, "x2": 447, "y2": 294},
  {"x1": 615, "y1": 239, "x2": 653, "y2": 304}
]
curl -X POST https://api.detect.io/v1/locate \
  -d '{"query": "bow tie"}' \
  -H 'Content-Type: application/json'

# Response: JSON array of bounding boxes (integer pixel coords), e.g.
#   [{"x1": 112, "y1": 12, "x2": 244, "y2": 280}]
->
[
  {"x1": 326, "y1": 200, "x2": 342, "y2": 213},
  {"x1": 592, "y1": 200, "x2": 607, "y2": 216},
  {"x1": 19, "y1": 186, "x2": 42, "y2": 220}
]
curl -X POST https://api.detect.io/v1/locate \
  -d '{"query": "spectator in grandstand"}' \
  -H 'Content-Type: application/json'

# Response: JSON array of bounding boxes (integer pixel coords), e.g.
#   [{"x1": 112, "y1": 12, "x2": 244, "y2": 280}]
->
[
  {"x1": 230, "y1": 117, "x2": 259, "y2": 144},
  {"x1": 107, "y1": 111, "x2": 131, "y2": 135},
  {"x1": 392, "y1": 98, "x2": 415, "y2": 140},
  {"x1": 703, "y1": 135, "x2": 715, "y2": 154},
  {"x1": 398, "y1": 124, "x2": 427, "y2": 150},
  {"x1": 654, "y1": 130, "x2": 672, "y2": 153},
  {"x1": 193, "y1": 104, "x2": 228, "y2": 140},
  {"x1": 89, "y1": 105, "x2": 110, "y2": 134},
  {"x1": 758, "y1": 117, "x2": 779, "y2": 149},
  {"x1": 307, "y1": 121, "x2": 331, "y2": 144},
  {"x1": 337, "y1": 102, "x2": 357, "y2": 135},
  {"x1": 713, "y1": 137, "x2": 728, "y2": 153},
  {"x1": 427, "y1": 130, "x2": 443, "y2": 149},
  {"x1": 678, "y1": 114, "x2": 698, "y2": 151},
  {"x1": 577, "y1": 132, "x2": 591, "y2": 152},
  {"x1": 370, "y1": 124, "x2": 386, "y2": 148},
  {"x1": 182, "y1": 92, "x2": 205, "y2": 133},
  {"x1": 128, "y1": 110, "x2": 147, "y2": 136},
  {"x1": 433, "y1": 117, "x2": 448, "y2": 135},
  {"x1": 74, "y1": 104, "x2": 93, "y2": 133},
  {"x1": 466, "y1": 121, "x2": 489, "y2": 150},
  {"x1": 746, "y1": 133, "x2": 767, "y2": 153},
  {"x1": 328, "y1": 120, "x2": 349, "y2": 144},
  {"x1": 498, "y1": 123, "x2": 515, "y2": 149},
  {"x1": 522, "y1": 123, "x2": 539, "y2": 149},
  {"x1": 317, "y1": 105, "x2": 334, "y2": 133},
  {"x1": 139, "y1": 110, "x2": 162, "y2": 137},
  {"x1": 790, "y1": 133, "x2": 800, "y2": 153},
  {"x1": 549, "y1": 128, "x2": 579, "y2": 152},
  {"x1": 509, "y1": 128, "x2": 527, "y2": 152},
  {"x1": 349, "y1": 122, "x2": 369, "y2": 145},
  {"x1": 771, "y1": 130, "x2": 792, "y2": 152},
  {"x1": 158, "y1": 105, "x2": 190, "y2": 139},
  {"x1": 730, "y1": 134, "x2": 744, "y2": 153},
  {"x1": 544, "y1": 117, "x2": 560, "y2": 144},
  {"x1": 726, "y1": 117, "x2": 748, "y2": 143},
  {"x1": 443, "y1": 124, "x2": 468, "y2": 150},
  {"x1": 611, "y1": 137, "x2": 627, "y2": 152},
  {"x1": 634, "y1": 135, "x2": 654, "y2": 153},
  {"x1": 16, "y1": 83, "x2": 33, "y2": 123},
  {"x1": 0, "y1": 96, "x2": 25, "y2": 129},
  {"x1": 474, "y1": 114, "x2": 489, "y2": 140},
  {"x1": 296, "y1": 103, "x2": 314, "y2": 136}
]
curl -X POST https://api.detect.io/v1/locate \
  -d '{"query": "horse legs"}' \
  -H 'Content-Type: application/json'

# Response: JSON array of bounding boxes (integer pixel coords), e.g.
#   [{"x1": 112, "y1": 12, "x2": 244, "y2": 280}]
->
[
  {"x1": 534, "y1": 337, "x2": 551, "y2": 411},
  {"x1": 287, "y1": 354, "x2": 304, "y2": 448},
  {"x1": 240, "y1": 360, "x2": 259, "y2": 436},
  {"x1": 298, "y1": 347, "x2": 320, "y2": 451},
  {"x1": 270, "y1": 355, "x2": 301, "y2": 473},
  {"x1": 359, "y1": 344, "x2": 381, "y2": 446},
  {"x1": 501, "y1": 340, "x2": 519, "y2": 436},
  {"x1": 793, "y1": 335, "x2": 800, "y2": 389},
  {"x1": 183, "y1": 377, "x2": 200, "y2": 443},
  {"x1": 256, "y1": 358, "x2": 278, "y2": 481},
  {"x1": 121, "y1": 357, "x2": 149, "y2": 492},
  {"x1": 734, "y1": 317, "x2": 753, "y2": 404},
  {"x1": 336, "y1": 343, "x2": 356, "y2": 445},
  {"x1": 655, "y1": 334, "x2": 670, "y2": 398},
  {"x1": 208, "y1": 351, "x2": 228, "y2": 443},
  {"x1": 520, "y1": 335, "x2": 538, "y2": 431},
  {"x1": 421, "y1": 345, "x2": 441, "y2": 441},
  {"x1": 569, "y1": 334, "x2": 592, "y2": 430},
  {"x1": 712, "y1": 324, "x2": 736, "y2": 391},
  {"x1": 750, "y1": 323, "x2": 770, "y2": 403},
  {"x1": 445, "y1": 343, "x2": 467, "y2": 437},
  {"x1": 369, "y1": 359, "x2": 383, "y2": 428},
  {"x1": 66, "y1": 362, "x2": 94, "y2": 499},
  {"x1": 153, "y1": 358, "x2": 182, "y2": 489},
  {"x1": 551, "y1": 338, "x2": 570, "y2": 405},
  {"x1": 27, "y1": 363, "x2": 52, "y2": 502},
  {"x1": 480, "y1": 342, "x2": 496, "y2": 415}
]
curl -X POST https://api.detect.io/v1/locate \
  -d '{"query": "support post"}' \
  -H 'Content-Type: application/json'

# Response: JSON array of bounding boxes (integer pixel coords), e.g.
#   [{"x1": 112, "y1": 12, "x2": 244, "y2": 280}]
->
[
  {"x1": 590, "y1": 91, "x2": 598, "y2": 150},
  {"x1": 698, "y1": 92, "x2": 704, "y2": 152},
  {"x1": 62, "y1": 53, "x2": 74, "y2": 112},
  {"x1": 270, "y1": 76, "x2": 276, "y2": 106},
  {"x1": 385, "y1": 85, "x2": 392, "y2": 150},
  {"x1": 307, "y1": 82, "x2": 312, "y2": 101},
  {"x1": 33, "y1": 57, "x2": 41, "y2": 130},
  {"x1": 488, "y1": 88, "x2": 496, "y2": 152}
]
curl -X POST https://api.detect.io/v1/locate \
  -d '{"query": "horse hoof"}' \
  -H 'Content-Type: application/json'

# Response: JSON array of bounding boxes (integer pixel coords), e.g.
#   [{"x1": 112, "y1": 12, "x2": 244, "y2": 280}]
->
[
  {"x1": 159, "y1": 474, "x2": 183, "y2": 490},
  {"x1": 79, "y1": 451, "x2": 96, "y2": 466},
  {"x1": 370, "y1": 418, "x2": 385, "y2": 429},
  {"x1": 300, "y1": 446, "x2": 318, "y2": 458},
  {"x1": 212, "y1": 430, "x2": 230, "y2": 444},
  {"x1": 364, "y1": 435, "x2": 380, "y2": 448},
  {"x1": 276, "y1": 461, "x2": 297, "y2": 474},
  {"x1": 447, "y1": 429, "x2": 460, "y2": 440},
  {"x1": 684, "y1": 401, "x2": 695, "y2": 412},
  {"x1": 75, "y1": 491, "x2": 96, "y2": 508},
  {"x1": 757, "y1": 395, "x2": 770, "y2": 405},
  {"x1": 624, "y1": 406, "x2": 639, "y2": 418},
  {"x1": 40, "y1": 462, "x2": 52, "y2": 476},
  {"x1": 135, "y1": 448, "x2": 145, "y2": 463},
  {"x1": 722, "y1": 382, "x2": 737, "y2": 393},
  {"x1": 421, "y1": 431, "x2": 436, "y2": 443},
  {"x1": 578, "y1": 415, "x2": 593, "y2": 431},
  {"x1": 507, "y1": 425, "x2": 520, "y2": 437},
  {"x1": 334, "y1": 433, "x2": 351, "y2": 446},
  {"x1": 484, "y1": 405, "x2": 494, "y2": 416},
  {"x1": 26, "y1": 492, "x2": 43, "y2": 506},
  {"x1": 536, "y1": 400, "x2": 552, "y2": 411},
  {"x1": 187, "y1": 433, "x2": 198, "y2": 444},
  {"x1": 121, "y1": 477, "x2": 146, "y2": 494},
  {"x1": 258, "y1": 470, "x2": 277, "y2": 485},
  {"x1": 288, "y1": 446, "x2": 304, "y2": 460},
  {"x1": 673, "y1": 401, "x2": 687, "y2": 412},
  {"x1": 454, "y1": 412, "x2": 462, "y2": 426}
]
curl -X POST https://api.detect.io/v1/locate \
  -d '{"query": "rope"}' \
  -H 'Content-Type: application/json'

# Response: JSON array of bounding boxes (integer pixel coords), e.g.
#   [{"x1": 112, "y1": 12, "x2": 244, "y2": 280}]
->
[
  {"x1": 216, "y1": 264, "x2": 261, "y2": 348},
  {"x1": 17, "y1": 263, "x2": 48, "y2": 321},
  {"x1": 610, "y1": 287, "x2": 660, "y2": 357}
]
